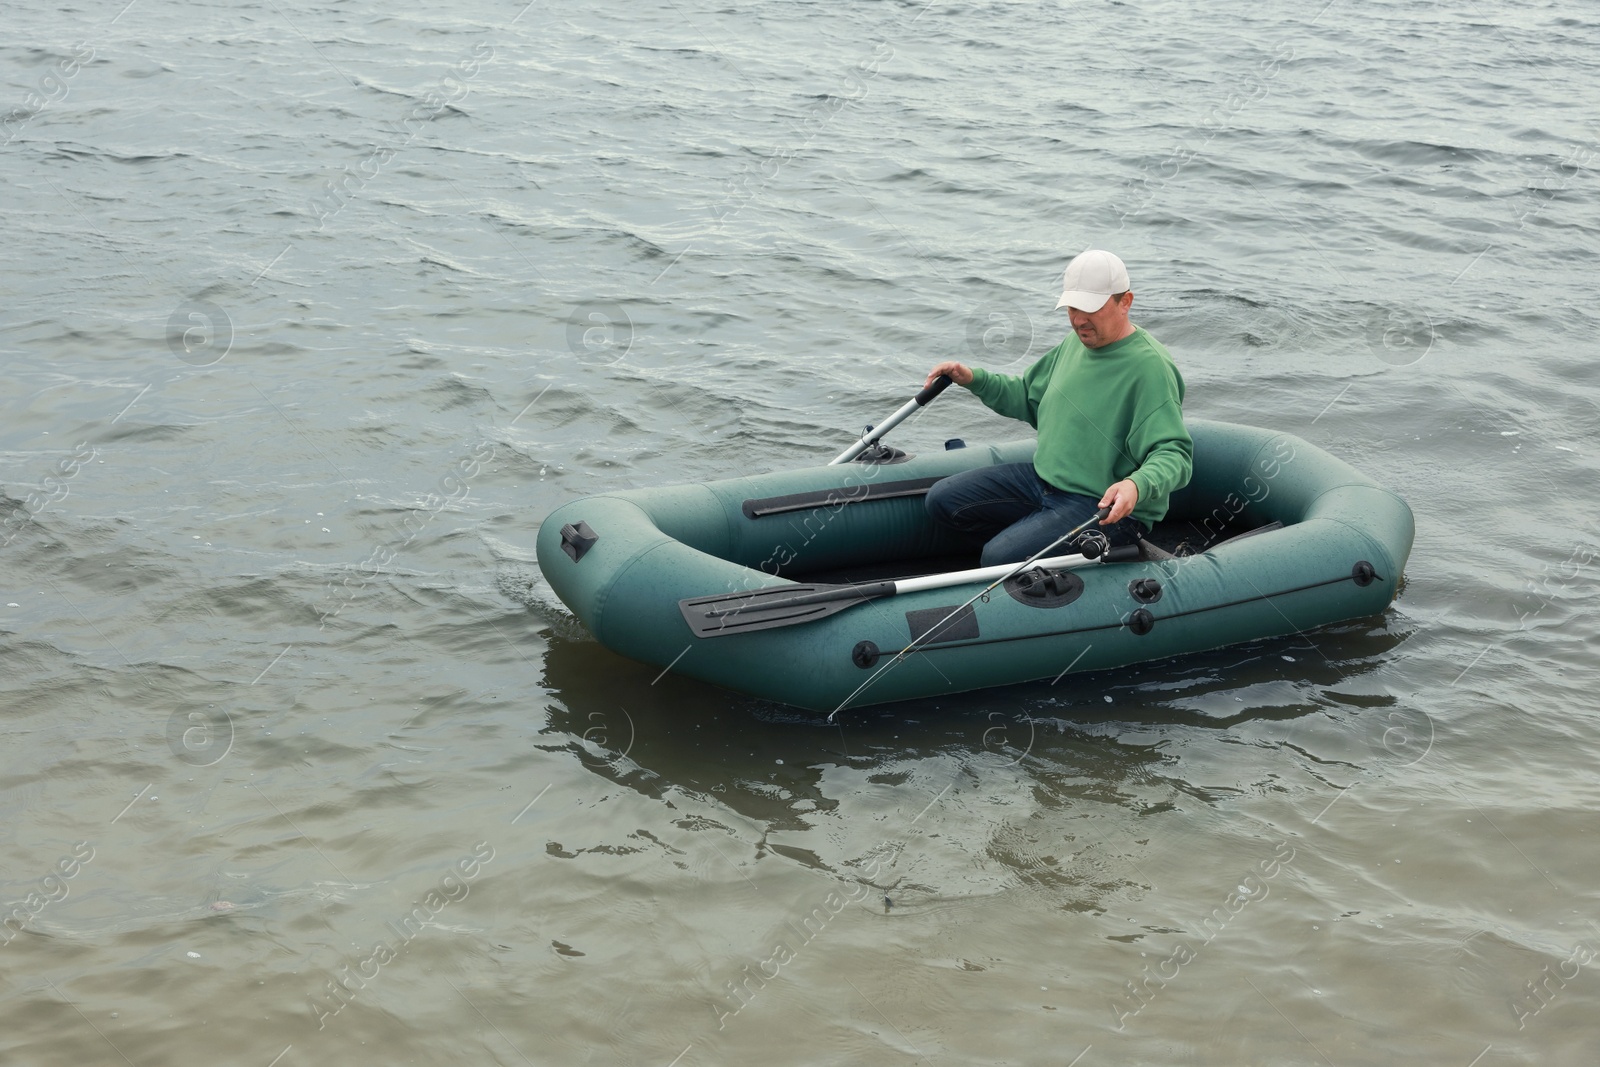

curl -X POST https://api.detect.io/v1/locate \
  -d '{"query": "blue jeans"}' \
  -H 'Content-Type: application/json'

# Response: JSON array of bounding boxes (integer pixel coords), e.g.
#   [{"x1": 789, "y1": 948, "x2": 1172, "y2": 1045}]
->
[{"x1": 925, "y1": 463, "x2": 1147, "y2": 567}]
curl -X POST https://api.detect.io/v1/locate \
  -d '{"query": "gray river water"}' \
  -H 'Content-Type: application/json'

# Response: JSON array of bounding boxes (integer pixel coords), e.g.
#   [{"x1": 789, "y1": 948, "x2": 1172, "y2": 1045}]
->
[{"x1": 3, "y1": 1, "x2": 1599, "y2": 1064}]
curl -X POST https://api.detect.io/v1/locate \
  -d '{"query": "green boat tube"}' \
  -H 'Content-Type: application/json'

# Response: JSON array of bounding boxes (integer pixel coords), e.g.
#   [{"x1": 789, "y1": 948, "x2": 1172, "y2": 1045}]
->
[{"x1": 535, "y1": 420, "x2": 1414, "y2": 712}]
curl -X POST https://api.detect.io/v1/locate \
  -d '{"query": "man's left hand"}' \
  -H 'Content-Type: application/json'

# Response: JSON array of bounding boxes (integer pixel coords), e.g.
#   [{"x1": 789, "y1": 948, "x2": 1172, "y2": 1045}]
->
[{"x1": 1098, "y1": 479, "x2": 1139, "y2": 525}]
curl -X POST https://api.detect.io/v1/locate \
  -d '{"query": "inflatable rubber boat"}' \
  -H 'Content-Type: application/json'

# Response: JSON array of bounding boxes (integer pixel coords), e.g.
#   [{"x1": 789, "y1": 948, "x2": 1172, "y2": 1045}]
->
[{"x1": 535, "y1": 418, "x2": 1413, "y2": 714}]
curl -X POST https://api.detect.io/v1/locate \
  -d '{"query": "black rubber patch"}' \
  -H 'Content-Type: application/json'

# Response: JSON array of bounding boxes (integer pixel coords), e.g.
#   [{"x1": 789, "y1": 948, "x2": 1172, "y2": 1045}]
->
[
  {"x1": 741, "y1": 476, "x2": 943, "y2": 519},
  {"x1": 1352, "y1": 560, "x2": 1378, "y2": 586},
  {"x1": 1127, "y1": 608, "x2": 1155, "y2": 636},
  {"x1": 852, "y1": 640, "x2": 881, "y2": 669},
  {"x1": 905, "y1": 604, "x2": 979, "y2": 645},
  {"x1": 1004, "y1": 568, "x2": 1085, "y2": 608}
]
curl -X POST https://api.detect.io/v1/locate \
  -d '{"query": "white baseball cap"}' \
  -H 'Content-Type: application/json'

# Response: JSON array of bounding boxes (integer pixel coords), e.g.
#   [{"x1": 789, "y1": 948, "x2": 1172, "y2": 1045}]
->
[{"x1": 1054, "y1": 249, "x2": 1131, "y2": 312}]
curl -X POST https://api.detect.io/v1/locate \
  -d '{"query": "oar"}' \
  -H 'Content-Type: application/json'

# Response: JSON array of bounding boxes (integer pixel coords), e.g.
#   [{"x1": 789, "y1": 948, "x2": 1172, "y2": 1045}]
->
[
  {"x1": 828, "y1": 374, "x2": 952, "y2": 465},
  {"x1": 678, "y1": 549, "x2": 1111, "y2": 638},
  {"x1": 827, "y1": 507, "x2": 1112, "y2": 720}
]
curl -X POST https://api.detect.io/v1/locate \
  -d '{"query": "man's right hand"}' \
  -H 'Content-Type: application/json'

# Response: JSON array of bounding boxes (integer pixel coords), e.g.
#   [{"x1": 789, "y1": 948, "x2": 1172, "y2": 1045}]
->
[{"x1": 925, "y1": 361, "x2": 974, "y2": 388}]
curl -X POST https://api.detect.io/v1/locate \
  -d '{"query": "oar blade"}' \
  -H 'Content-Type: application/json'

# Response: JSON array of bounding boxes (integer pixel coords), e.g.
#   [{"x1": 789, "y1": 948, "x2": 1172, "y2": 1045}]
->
[{"x1": 679, "y1": 583, "x2": 881, "y2": 638}]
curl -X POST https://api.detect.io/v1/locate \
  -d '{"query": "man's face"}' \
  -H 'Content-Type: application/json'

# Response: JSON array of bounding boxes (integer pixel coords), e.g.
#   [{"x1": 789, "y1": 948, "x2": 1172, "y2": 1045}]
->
[{"x1": 1067, "y1": 292, "x2": 1132, "y2": 349}]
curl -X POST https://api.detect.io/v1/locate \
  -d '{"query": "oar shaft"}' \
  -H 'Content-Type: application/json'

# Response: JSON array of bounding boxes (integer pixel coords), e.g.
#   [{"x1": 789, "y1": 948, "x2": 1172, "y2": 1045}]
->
[
  {"x1": 828, "y1": 375, "x2": 952, "y2": 465},
  {"x1": 890, "y1": 552, "x2": 1092, "y2": 594},
  {"x1": 828, "y1": 399, "x2": 918, "y2": 466},
  {"x1": 703, "y1": 552, "x2": 1093, "y2": 619}
]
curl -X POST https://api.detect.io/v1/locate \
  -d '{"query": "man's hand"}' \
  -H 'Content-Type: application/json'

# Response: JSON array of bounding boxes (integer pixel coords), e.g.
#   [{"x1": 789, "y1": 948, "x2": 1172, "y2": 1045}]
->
[
  {"x1": 1099, "y1": 479, "x2": 1139, "y2": 525},
  {"x1": 925, "y1": 361, "x2": 973, "y2": 388}
]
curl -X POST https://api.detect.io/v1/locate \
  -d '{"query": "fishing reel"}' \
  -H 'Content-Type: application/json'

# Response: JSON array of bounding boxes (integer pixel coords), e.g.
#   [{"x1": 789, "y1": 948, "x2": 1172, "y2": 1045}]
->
[
  {"x1": 1075, "y1": 530, "x2": 1112, "y2": 559},
  {"x1": 1075, "y1": 530, "x2": 1141, "y2": 564}
]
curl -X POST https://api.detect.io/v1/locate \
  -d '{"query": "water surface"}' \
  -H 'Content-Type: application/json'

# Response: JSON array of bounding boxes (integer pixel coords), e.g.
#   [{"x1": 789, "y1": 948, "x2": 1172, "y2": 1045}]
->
[{"x1": 3, "y1": 1, "x2": 1599, "y2": 1064}]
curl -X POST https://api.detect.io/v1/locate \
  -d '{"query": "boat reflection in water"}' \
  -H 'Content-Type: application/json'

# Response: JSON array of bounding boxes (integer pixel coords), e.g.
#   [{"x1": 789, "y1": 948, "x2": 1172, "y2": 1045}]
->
[{"x1": 533, "y1": 607, "x2": 1415, "y2": 913}]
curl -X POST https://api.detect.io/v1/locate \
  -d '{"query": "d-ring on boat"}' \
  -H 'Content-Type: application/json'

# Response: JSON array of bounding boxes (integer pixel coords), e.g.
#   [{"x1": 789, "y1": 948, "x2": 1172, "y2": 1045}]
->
[{"x1": 536, "y1": 382, "x2": 1414, "y2": 714}]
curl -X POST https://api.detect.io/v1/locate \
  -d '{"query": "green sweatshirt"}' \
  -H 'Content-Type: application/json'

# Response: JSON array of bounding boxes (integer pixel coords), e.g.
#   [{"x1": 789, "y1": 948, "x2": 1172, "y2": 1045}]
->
[{"x1": 967, "y1": 327, "x2": 1192, "y2": 527}]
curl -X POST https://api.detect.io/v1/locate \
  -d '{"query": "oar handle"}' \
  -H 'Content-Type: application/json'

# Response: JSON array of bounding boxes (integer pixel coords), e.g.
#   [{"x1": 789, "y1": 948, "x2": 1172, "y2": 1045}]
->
[
  {"x1": 913, "y1": 374, "x2": 953, "y2": 406},
  {"x1": 828, "y1": 375, "x2": 953, "y2": 466}
]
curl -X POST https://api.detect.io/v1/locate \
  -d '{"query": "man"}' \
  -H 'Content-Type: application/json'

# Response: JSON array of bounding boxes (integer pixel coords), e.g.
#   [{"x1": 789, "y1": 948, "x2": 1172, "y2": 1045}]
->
[{"x1": 924, "y1": 249, "x2": 1191, "y2": 566}]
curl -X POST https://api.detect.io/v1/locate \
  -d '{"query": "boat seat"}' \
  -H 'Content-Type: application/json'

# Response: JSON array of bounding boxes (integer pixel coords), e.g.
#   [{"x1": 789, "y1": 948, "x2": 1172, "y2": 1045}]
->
[
  {"x1": 1137, "y1": 537, "x2": 1177, "y2": 563},
  {"x1": 1141, "y1": 516, "x2": 1286, "y2": 561}
]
